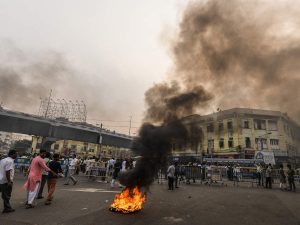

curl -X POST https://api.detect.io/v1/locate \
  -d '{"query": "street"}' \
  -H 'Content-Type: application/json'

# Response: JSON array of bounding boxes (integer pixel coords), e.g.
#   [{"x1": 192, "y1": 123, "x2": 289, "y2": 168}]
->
[{"x1": 1, "y1": 175, "x2": 300, "y2": 225}]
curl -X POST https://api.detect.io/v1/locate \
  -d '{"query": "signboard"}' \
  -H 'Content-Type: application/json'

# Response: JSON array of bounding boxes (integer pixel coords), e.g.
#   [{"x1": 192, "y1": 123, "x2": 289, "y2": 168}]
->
[{"x1": 254, "y1": 151, "x2": 276, "y2": 165}]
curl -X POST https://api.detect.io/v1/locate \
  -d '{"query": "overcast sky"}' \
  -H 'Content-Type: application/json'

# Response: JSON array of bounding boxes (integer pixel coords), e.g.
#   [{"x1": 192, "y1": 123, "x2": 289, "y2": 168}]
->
[
  {"x1": 0, "y1": 0, "x2": 188, "y2": 134},
  {"x1": 1, "y1": 0, "x2": 300, "y2": 135}
]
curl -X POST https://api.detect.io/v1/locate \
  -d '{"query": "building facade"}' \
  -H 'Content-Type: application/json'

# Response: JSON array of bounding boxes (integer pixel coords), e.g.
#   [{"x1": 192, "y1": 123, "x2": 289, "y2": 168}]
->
[
  {"x1": 31, "y1": 136, "x2": 132, "y2": 160},
  {"x1": 176, "y1": 108, "x2": 300, "y2": 165},
  {"x1": 0, "y1": 131, "x2": 31, "y2": 154}
]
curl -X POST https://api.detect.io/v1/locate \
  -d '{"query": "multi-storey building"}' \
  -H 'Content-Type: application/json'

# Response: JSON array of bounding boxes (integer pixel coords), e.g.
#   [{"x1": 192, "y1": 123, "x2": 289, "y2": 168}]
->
[
  {"x1": 31, "y1": 136, "x2": 132, "y2": 160},
  {"x1": 0, "y1": 131, "x2": 31, "y2": 154},
  {"x1": 176, "y1": 108, "x2": 300, "y2": 165},
  {"x1": 0, "y1": 131, "x2": 13, "y2": 154}
]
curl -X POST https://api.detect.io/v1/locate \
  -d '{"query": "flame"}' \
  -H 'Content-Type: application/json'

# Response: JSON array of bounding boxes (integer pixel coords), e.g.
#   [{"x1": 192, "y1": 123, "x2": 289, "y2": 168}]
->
[{"x1": 110, "y1": 186, "x2": 146, "y2": 213}]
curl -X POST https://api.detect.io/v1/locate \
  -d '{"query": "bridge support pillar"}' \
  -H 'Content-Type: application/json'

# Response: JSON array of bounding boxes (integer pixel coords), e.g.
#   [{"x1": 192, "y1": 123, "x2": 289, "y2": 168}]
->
[{"x1": 41, "y1": 137, "x2": 57, "y2": 152}]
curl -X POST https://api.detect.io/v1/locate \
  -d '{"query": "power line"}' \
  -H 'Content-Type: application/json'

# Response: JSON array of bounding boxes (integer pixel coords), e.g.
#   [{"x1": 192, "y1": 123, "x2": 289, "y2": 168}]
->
[
  {"x1": 103, "y1": 125, "x2": 139, "y2": 128},
  {"x1": 87, "y1": 118, "x2": 140, "y2": 123}
]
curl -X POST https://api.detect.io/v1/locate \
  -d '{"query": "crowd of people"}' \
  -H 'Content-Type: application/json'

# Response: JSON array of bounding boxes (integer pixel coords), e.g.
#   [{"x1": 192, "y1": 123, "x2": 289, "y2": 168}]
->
[
  {"x1": 165, "y1": 161, "x2": 298, "y2": 192},
  {"x1": 0, "y1": 150, "x2": 137, "y2": 213},
  {"x1": 0, "y1": 150, "x2": 298, "y2": 214}
]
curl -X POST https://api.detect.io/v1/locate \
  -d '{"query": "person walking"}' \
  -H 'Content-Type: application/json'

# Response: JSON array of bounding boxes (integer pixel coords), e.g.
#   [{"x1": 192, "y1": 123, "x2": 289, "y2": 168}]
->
[
  {"x1": 111, "y1": 159, "x2": 122, "y2": 188},
  {"x1": 37, "y1": 152, "x2": 51, "y2": 199},
  {"x1": 121, "y1": 159, "x2": 127, "y2": 172},
  {"x1": 205, "y1": 164, "x2": 212, "y2": 185},
  {"x1": 106, "y1": 157, "x2": 115, "y2": 183},
  {"x1": 45, "y1": 154, "x2": 63, "y2": 205},
  {"x1": 64, "y1": 157, "x2": 70, "y2": 179},
  {"x1": 167, "y1": 162, "x2": 175, "y2": 190},
  {"x1": 287, "y1": 164, "x2": 296, "y2": 192},
  {"x1": 265, "y1": 164, "x2": 272, "y2": 189},
  {"x1": 64, "y1": 155, "x2": 78, "y2": 185},
  {"x1": 0, "y1": 150, "x2": 17, "y2": 213},
  {"x1": 75, "y1": 156, "x2": 81, "y2": 175},
  {"x1": 279, "y1": 164, "x2": 287, "y2": 191},
  {"x1": 24, "y1": 149, "x2": 55, "y2": 209}
]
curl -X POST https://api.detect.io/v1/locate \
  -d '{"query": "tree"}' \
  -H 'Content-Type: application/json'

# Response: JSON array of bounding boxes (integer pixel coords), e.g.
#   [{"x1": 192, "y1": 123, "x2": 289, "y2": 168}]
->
[{"x1": 11, "y1": 139, "x2": 32, "y2": 155}]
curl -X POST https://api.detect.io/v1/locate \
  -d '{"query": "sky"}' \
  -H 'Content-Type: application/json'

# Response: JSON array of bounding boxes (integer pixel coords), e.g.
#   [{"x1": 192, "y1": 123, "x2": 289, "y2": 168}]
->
[
  {"x1": 1, "y1": 0, "x2": 300, "y2": 136},
  {"x1": 0, "y1": 0, "x2": 187, "y2": 134}
]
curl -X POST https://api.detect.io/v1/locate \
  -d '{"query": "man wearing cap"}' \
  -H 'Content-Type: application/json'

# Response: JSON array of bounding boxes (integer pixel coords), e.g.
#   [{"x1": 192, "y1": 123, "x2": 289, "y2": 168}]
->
[{"x1": 0, "y1": 150, "x2": 17, "y2": 213}]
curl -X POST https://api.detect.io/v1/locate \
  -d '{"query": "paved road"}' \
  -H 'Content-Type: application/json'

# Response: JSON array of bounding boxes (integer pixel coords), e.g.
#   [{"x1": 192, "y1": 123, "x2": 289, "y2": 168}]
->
[{"x1": 1, "y1": 175, "x2": 300, "y2": 225}]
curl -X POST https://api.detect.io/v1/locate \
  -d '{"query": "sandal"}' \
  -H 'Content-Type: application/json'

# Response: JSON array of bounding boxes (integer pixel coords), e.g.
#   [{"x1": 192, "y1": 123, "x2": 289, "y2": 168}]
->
[
  {"x1": 25, "y1": 204, "x2": 35, "y2": 209},
  {"x1": 45, "y1": 201, "x2": 51, "y2": 205}
]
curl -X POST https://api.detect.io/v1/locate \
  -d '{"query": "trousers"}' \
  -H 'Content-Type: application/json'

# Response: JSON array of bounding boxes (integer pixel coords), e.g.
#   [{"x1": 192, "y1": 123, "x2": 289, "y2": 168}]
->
[
  {"x1": 47, "y1": 179, "x2": 57, "y2": 200},
  {"x1": 1, "y1": 183, "x2": 13, "y2": 210},
  {"x1": 27, "y1": 182, "x2": 40, "y2": 204}
]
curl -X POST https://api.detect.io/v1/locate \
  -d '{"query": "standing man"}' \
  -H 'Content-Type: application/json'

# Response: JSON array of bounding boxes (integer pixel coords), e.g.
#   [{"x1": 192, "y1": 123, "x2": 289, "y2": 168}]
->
[
  {"x1": 287, "y1": 164, "x2": 296, "y2": 192},
  {"x1": 265, "y1": 164, "x2": 272, "y2": 189},
  {"x1": 167, "y1": 162, "x2": 175, "y2": 190},
  {"x1": 45, "y1": 154, "x2": 63, "y2": 205},
  {"x1": 37, "y1": 151, "x2": 51, "y2": 199},
  {"x1": 64, "y1": 154, "x2": 78, "y2": 185},
  {"x1": 279, "y1": 164, "x2": 287, "y2": 191},
  {"x1": 0, "y1": 150, "x2": 17, "y2": 213},
  {"x1": 121, "y1": 159, "x2": 127, "y2": 172},
  {"x1": 174, "y1": 162, "x2": 180, "y2": 188},
  {"x1": 24, "y1": 149, "x2": 54, "y2": 208},
  {"x1": 256, "y1": 164, "x2": 263, "y2": 186},
  {"x1": 110, "y1": 159, "x2": 122, "y2": 188},
  {"x1": 106, "y1": 157, "x2": 115, "y2": 182},
  {"x1": 64, "y1": 157, "x2": 70, "y2": 179}
]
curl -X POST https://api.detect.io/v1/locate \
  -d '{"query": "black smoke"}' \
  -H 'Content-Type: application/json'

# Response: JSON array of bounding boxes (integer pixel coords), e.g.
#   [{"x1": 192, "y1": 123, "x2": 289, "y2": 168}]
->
[
  {"x1": 119, "y1": 86, "x2": 209, "y2": 189},
  {"x1": 172, "y1": 0, "x2": 300, "y2": 120},
  {"x1": 119, "y1": 0, "x2": 300, "y2": 190}
]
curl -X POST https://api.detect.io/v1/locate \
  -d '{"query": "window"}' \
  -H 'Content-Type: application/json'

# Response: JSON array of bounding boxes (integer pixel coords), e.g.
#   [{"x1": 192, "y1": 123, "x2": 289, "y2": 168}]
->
[
  {"x1": 54, "y1": 144, "x2": 59, "y2": 150},
  {"x1": 255, "y1": 138, "x2": 267, "y2": 150},
  {"x1": 254, "y1": 120, "x2": 266, "y2": 130},
  {"x1": 245, "y1": 137, "x2": 251, "y2": 148},
  {"x1": 218, "y1": 122, "x2": 224, "y2": 131},
  {"x1": 244, "y1": 120, "x2": 250, "y2": 129},
  {"x1": 228, "y1": 137, "x2": 234, "y2": 148},
  {"x1": 63, "y1": 141, "x2": 68, "y2": 148},
  {"x1": 219, "y1": 138, "x2": 224, "y2": 149},
  {"x1": 208, "y1": 139, "x2": 214, "y2": 154},
  {"x1": 227, "y1": 121, "x2": 233, "y2": 130},
  {"x1": 270, "y1": 139, "x2": 279, "y2": 150},
  {"x1": 207, "y1": 124, "x2": 214, "y2": 133},
  {"x1": 268, "y1": 120, "x2": 278, "y2": 131},
  {"x1": 270, "y1": 139, "x2": 279, "y2": 145}
]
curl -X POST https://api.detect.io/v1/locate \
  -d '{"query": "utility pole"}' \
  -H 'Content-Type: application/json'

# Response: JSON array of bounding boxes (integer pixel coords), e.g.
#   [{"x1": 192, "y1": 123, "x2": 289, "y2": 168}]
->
[
  {"x1": 98, "y1": 123, "x2": 103, "y2": 159},
  {"x1": 129, "y1": 116, "x2": 132, "y2": 136}
]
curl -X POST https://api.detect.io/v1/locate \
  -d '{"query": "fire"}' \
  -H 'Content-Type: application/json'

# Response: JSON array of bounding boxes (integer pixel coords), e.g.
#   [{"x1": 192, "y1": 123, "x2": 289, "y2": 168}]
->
[{"x1": 110, "y1": 186, "x2": 146, "y2": 213}]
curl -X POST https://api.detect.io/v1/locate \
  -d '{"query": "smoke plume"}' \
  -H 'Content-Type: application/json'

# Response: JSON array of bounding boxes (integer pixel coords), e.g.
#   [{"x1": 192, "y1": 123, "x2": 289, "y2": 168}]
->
[
  {"x1": 120, "y1": 0, "x2": 300, "y2": 189},
  {"x1": 120, "y1": 80, "x2": 211, "y2": 189},
  {"x1": 0, "y1": 41, "x2": 131, "y2": 121},
  {"x1": 172, "y1": 0, "x2": 300, "y2": 120}
]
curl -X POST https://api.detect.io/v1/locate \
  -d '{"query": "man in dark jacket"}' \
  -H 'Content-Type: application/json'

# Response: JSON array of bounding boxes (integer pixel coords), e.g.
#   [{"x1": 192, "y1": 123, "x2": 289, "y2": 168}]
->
[
  {"x1": 111, "y1": 159, "x2": 122, "y2": 188},
  {"x1": 287, "y1": 164, "x2": 296, "y2": 192}
]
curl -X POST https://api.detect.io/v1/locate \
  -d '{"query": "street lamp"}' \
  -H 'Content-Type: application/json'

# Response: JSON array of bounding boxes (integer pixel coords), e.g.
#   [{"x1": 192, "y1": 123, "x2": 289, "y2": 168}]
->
[{"x1": 96, "y1": 123, "x2": 103, "y2": 159}]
